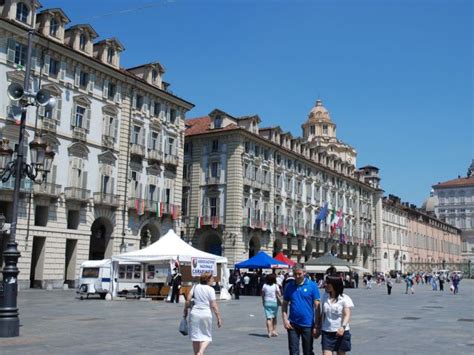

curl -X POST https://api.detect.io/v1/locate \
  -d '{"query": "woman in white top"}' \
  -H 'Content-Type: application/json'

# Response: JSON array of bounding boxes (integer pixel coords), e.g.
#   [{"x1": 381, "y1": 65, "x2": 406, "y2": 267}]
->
[
  {"x1": 319, "y1": 276, "x2": 354, "y2": 355},
  {"x1": 183, "y1": 272, "x2": 222, "y2": 355},
  {"x1": 261, "y1": 273, "x2": 282, "y2": 338}
]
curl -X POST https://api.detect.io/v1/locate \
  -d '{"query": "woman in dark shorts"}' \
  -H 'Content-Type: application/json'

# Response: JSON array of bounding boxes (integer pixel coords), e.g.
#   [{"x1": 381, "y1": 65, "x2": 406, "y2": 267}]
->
[{"x1": 320, "y1": 276, "x2": 354, "y2": 354}]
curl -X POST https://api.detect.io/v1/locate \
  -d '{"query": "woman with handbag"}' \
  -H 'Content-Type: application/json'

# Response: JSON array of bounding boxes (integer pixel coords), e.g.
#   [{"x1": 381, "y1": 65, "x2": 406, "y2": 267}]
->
[
  {"x1": 183, "y1": 272, "x2": 222, "y2": 355},
  {"x1": 261, "y1": 273, "x2": 282, "y2": 338}
]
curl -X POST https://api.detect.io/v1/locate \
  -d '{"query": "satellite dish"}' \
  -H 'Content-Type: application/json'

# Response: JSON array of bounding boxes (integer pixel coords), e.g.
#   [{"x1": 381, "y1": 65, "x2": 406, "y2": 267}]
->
[
  {"x1": 7, "y1": 83, "x2": 24, "y2": 101},
  {"x1": 36, "y1": 89, "x2": 52, "y2": 106}
]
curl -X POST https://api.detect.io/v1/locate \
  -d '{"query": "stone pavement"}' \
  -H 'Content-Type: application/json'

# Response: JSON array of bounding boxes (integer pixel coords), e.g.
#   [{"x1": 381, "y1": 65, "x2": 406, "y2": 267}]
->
[{"x1": 0, "y1": 280, "x2": 473, "y2": 354}]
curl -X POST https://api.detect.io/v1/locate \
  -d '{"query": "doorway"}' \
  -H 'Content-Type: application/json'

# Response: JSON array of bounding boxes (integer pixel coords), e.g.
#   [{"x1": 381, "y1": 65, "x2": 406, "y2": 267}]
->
[
  {"x1": 30, "y1": 236, "x2": 46, "y2": 288},
  {"x1": 64, "y1": 239, "x2": 77, "y2": 288}
]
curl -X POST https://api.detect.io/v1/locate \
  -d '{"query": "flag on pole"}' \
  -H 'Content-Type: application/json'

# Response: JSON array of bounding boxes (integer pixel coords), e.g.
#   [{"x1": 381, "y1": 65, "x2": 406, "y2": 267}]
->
[
  {"x1": 336, "y1": 209, "x2": 344, "y2": 229},
  {"x1": 315, "y1": 202, "x2": 329, "y2": 230}
]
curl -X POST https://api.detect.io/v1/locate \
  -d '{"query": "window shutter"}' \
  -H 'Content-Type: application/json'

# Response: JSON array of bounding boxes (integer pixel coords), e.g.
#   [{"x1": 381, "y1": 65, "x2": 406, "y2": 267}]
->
[
  {"x1": 70, "y1": 105, "x2": 76, "y2": 127},
  {"x1": 59, "y1": 61, "x2": 66, "y2": 81},
  {"x1": 6, "y1": 39, "x2": 15, "y2": 63},
  {"x1": 38, "y1": 105, "x2": 45, "y2": 117},
  {"x1": 144, "y1": 185, "x2": 149, "y2": 201},
  {"x1": 44, "y1": 54, "x2": 50, "y2": 74},
  {"x1": 113, "y1": 118, "x2": 118, "y2": 141},
  {"x1": 82, "y1": 171, "x2": 88, "y2": 189},
  {"x1": 54, "y1": 97, "x2": 62, "y2": 122},
  {"x1": 132, "y1": 94, "x2": 137, "y2": 109},
  {"x1": 51, "y1": 165, "x2": 57, "y2": 184},
  {"x1": 30, "y1": 47, "x2": 37, "y2": 71},
  {"x1": 143, "y1": 97, "x2": 148, "y2": 115},
  {"x1": 138, "y1": 183, "x2": 143, "y2": 199},
  {"x1": 85, "y1": 108, "x2": 91, "y2": 131},
  {"x1": 99, "y1": 174, "x2": 104, "y2": 193},
  {"x1": 110, "y1": 177, "x2": 115, "y2": 194},
  {"x1": 150, "y1": 100, "x2": 155, "y2": 116},
  {"x1": 88, "y1": 73, "x2": 95, "y2": 93},
  {"x1": 115, "y1": 85, "x2": 121, "y2": 103},
  {"x1": 140, "y1": 127, "x2": 146, "y2": 147},
  {"x1": 103, "y1": 115, "x2": 110, "y2": 136},
  {"x1": 147, "y1": 130, "x2": 152, "y2": 149},
  {"x1": 74, "y1": 67, "x2": 80, "y2": 87},
  {"x1": 102, "y1": 79, "x2": 109, "y2": 98}
]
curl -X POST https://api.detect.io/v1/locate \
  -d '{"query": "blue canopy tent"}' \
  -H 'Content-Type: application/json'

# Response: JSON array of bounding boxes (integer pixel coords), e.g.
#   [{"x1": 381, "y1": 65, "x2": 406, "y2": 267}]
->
[{"x1": 235, "y1": 251, "x2": 289, "y2": 269}]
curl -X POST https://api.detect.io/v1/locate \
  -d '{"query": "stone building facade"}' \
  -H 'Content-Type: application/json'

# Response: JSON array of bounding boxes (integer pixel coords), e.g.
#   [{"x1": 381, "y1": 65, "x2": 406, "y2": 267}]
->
[
  {"x1": 432, "y1": 160, "x2": 474, "y2": 262},
  {"x1": 381, "y1": 195, "x2": 461, "y2": 274},
  {"x1": 0, "y1": 1, "x2": 193, "y2": 288},
  {"x1": 184, "y1": 102, "x2": 382, "y2": 271}
]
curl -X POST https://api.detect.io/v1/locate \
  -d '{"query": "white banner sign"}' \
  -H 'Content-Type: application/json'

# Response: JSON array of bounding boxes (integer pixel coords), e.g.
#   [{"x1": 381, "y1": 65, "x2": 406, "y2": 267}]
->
[{"x1": 191, "y1": 257, "x2": 216, "y2": 277}]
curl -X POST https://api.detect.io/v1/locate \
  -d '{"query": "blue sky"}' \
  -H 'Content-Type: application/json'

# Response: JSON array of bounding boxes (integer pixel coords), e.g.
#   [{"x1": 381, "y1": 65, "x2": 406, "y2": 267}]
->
[{"x1": 42, "y1": 0, "x2": 472, "y2": 206}]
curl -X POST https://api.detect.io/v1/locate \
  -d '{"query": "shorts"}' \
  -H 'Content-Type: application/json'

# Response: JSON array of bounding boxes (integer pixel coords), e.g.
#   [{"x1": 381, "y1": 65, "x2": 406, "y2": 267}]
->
[
  {"x1": 263, "y1": 301, "x2": 278, "y2": 319},
  {"x1": 321, "y1": 330, "x2": 351, "y2": 352}
]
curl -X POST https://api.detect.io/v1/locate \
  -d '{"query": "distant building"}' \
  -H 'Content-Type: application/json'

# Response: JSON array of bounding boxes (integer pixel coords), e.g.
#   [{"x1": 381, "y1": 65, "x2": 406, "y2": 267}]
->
[
  {"x1": 184, "y1": 101, "x2": 382, "y2": 271},
  {"x1": 432, "y1": 160, "x2": 474, "y2": 262}
]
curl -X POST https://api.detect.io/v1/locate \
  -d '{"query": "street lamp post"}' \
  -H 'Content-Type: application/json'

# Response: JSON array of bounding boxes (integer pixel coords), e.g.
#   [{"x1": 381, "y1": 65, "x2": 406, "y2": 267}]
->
[
  {"x1": 0, "y1": 27, "x2": 56, "y2": 337},
  {"x1": 468, "y1": 260, "x2": 471, "y2": 279}
]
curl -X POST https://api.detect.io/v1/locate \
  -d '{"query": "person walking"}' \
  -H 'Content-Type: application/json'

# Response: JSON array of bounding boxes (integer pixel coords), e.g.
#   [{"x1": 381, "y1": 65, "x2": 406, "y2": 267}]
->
[
  {"x1": 170, "y1": 268, "x2": 182, "y2": 303},
  {"x1": 353, "y1": 273, "x2": 359, "y2": 289},
  {"x1": 243, "y1": 273, "x2": 251, "y2": 296},
  {"x1": 320, "y1": 276, "x2": 354, "y2": 355},
  {"x1": 282, "y1": 264, "x2": 321, "y2": 355},
  {"x1": 386, "y1": 274, "x2": 393, "y2": 295},
  {"x1": 439, "y1": 272, "x2": 445, "y2": 291},
  {"x1": 452, "y1": 273, "x2": 460, "y2": 295},
  {"x1": 183, "y1": 272, "x2": 222, "y2": 355},
  {"x1": 262, "y1": 273, "x2": 282, "y2": 338},
  {"x1": 233, "y1": 271, "x2": 241, "y2": 300}
]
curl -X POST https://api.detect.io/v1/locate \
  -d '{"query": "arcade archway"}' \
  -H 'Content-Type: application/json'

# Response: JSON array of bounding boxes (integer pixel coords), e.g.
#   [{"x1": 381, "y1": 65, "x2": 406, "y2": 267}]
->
[{"x1": 89, "y1": 217, "x2": 113, "y2": 260}]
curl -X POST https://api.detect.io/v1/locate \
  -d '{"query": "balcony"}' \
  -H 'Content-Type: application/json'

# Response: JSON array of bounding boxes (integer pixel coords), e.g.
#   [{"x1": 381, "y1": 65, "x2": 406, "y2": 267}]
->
[
  {"x1": 130, "y1": 143, "x2": 145, "y2": 157},
  {"x1": 201, "y1": 215, "x2": 223, "y2": 228},
  {"x1": 102, "y1": 135, "x2": 115, "y2": 149},
  {"x1": 148, "y1": 149, "x2": 163, "y2": 163},
  {"x1": 0, "y1": 178, "x2": 32, "y2": 201},
  {"x1": 93, "y1": 192, "x2": 120, "y2": 207},
  {"x1": 41, "y1": 118, "x2": 57, "y2": 133},
  {"x1": 164, "y1": 154, "x2": 178, "y2": 166},
  {"x1": 242, "y1": 212, "x2": 272, "y2": 231},
  {"x1": 64, "y1": 187, "x2": 90, "y2": 202},
  {"x1": 205, "y1": 176, "x2": 220, "y2": 185},
  {"x1": 33, "y1": 182, "x2": 61, "y2": 198},
  {"x1": 72, "y1": 127, "x2": 87, "y2": 142},
  {"x1": 145, "y1": 199, "x2": 159, "y2": 212}
]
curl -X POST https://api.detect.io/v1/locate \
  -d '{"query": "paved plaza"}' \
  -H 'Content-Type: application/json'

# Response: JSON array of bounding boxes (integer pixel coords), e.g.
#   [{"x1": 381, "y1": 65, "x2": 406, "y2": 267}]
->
[{"x1": 0, "y1": 280, "x2": 473, "y2": 354}]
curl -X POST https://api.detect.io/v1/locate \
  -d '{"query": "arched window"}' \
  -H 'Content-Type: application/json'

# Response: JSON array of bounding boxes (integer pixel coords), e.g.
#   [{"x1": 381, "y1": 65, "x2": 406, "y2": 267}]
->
[
  {"x1": 107, "y1": 48, "x2": 114, "y2": 64},
  {"x1": 79, "y1": 34, "x2": 87, "y2": 51},
  {"x1": 50, "y1": 18, "x2": 59, "y2": 36},
  {"x1": 383, "y1": 252, "x2": 388, "y2": 259},
  {"x1": 16, "y1": 2, "x2": 29, "y2": 23}
]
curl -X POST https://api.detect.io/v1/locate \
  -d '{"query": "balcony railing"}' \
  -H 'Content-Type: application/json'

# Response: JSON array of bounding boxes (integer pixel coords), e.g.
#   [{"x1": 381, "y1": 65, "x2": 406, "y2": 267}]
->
[
  {"x1": 201, "y1": 215, "x2": 223, "y2": 227},
  {"x1": 148, "y1": 149, "x2": 163, "y2": 162},
  {"x1": 164, "y1": 154, "x2": 179, "y2": 166},
  {"x1": 33, "y1": 182, "x2": 61, "y2": 197},
  {"x1": 42, "y1": 118, "x2": 57, "y2": 133},
  {"x1": 72, "y1": 127, "x2": 87, "y2": 142},
  {"x1": 145, "y1": 199, "x2": 159, "y2": 212},
  {"x1": 93, "y1": 192, "x2": 120, "y2": 207},
  {"x1": 0, "y1": 178, "x2": 32, "y2": 193},
  {"x1": 130, "y1": 143, "x2": 145, "y2": 157},
  {"x1": 102, "y1": 135, "x2": 115, "y2": 149},
  {"x1": 242, "y1": 212, "x2": 273, "y2": 231},
  {"x1": 64, "y1": 187, "x2": 90, "y2": 202},
  {"x1": 205, "y1": 176, "x2": 220, "y2": 185}
]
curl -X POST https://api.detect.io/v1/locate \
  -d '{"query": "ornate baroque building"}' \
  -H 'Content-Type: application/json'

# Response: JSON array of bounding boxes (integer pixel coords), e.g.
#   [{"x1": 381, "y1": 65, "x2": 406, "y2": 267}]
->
[
  {"x1": 183, "y1": 101, "x2": 383, "y2": 271},
  {"x1": 431, "y1": 160, "x2": 474, "y2": 262},
  {"x1": 0, "y1": 1, "x2": 193, "y2": 288}
]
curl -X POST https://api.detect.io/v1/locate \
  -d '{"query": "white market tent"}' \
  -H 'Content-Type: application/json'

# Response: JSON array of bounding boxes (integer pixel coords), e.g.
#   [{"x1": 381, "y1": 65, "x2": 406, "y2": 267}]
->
[{"x1": 110, "y1": 229, "x2": 230, "y2": 299}]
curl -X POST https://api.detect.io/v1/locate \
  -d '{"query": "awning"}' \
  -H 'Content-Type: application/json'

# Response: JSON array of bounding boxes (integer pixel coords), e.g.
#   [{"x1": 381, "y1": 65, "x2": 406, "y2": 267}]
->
[
  {"x1": 350, "y1": 266, "x2": 371, "y2": 273},
  {"x1": 305, "y1": 265, "x2": 350, "y2": 273}
]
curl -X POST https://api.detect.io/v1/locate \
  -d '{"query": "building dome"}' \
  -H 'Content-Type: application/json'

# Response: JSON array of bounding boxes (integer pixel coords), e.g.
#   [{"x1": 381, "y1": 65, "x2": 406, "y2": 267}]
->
[
  {"x1": 422, "y1": 194, "x2": 439, "y2": 212},
  {"x1": 308, "y1": 99, "x2": 332, "y2": 122}
]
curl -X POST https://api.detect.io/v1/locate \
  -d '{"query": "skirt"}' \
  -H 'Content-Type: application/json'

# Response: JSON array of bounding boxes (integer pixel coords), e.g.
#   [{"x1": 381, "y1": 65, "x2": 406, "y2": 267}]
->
[
  {"x1": 189, "y1": 308, "x2": 213, "y2": 342},
  {"x1": 263, "y1": 301, "x2": 278, "y2": 319},
  {"x1": 321, "y1": 330, "x2": 351, "y2": 352}
]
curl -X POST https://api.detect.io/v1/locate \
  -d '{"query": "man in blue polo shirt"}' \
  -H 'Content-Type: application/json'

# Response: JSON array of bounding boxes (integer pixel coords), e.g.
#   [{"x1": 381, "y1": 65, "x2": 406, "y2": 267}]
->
[{"x1": 282, "y1": 264, "x2": 321, "y2": 355}]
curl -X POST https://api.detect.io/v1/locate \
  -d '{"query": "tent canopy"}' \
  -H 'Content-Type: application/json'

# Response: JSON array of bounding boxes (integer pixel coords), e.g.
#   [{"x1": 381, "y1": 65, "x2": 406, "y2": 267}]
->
[
  {"x1": 304, "y1": 253, "x2": 351, "y2": 273},
  {"x1": 112, "y1": 229, "x2": 227, "y2": 264},
  {"x1": 235, "y1": 251, "x2": 288, "y2": 269},
  {"x1": 274, "y1": 252, "x2": 296, "y2": 267}
]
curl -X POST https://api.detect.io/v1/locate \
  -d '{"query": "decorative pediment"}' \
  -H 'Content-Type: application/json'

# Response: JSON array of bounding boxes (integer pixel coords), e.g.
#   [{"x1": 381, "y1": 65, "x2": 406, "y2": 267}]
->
[
  {"x1": 41, "y1": 83, "x2": 62, "y2": 96},
  {"x1": 72, "y1": 94, "x2": 92, "y2": 106},
  {"x1": 42, "y1": 133, "x2": 61, "y2": 150},
  {"x1": 102, "y1": 104, "x2": 118, "y2": 116},
  {"x1": 6, "y1": 70, "x2": 25, "y2": 83},
  {"x1": 68, "y1": 142, "x2": 89, "y2": 158},
  {"x1": 97, "y1": 151, "x2": 116, "y2": 166}
]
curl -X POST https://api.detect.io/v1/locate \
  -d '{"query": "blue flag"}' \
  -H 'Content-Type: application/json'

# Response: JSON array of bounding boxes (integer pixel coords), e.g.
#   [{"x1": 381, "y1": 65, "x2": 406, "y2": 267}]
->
[{"x1": 314, "y1": 202, "x2": 329, "y2": 230}]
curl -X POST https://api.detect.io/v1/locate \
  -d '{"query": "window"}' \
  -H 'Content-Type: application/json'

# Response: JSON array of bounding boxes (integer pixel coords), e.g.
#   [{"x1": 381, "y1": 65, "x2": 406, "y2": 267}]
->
[
  {"x1": 244, "y1": 141, "x2": 250, "y2": 153},
  {"x1": 50, "y1": 18, "x2": 59, "y2": 37},
  {"x1": 184, "y1": 143, "x2": 190, "y2": 155},
  {"x1": 101, "y1": 175, "x2": 110, "y2": 193},
  {"x1": 16, "y1": 2, "x2": 29, "y2": 23},
  {"x1": 211, "y1": 162, "x2": 219, "y2": 178},
  {"x1": 148, "y1": 184, "x2": 157, "y2": 201},
  {"x1": 183, "y1": 164, "x2": 189, "y2": 179},
  {"x1": 14, "y1": 42, "x2": 27, "y2": 66},
  {"x1": 49, "y1": 57, "x2": 59, "y2": 77},
  {"x1": 167, "y1": 137, "x2": 175, "y2": 155},
  {"x1": 323, "y1": 125, "x2": 328, "y2": 135},
  {"x1": 211, "y1": 140, "x2": 219, "y2": 152},
  {"x1": 107, "y1": 82, "x2": 116, "y2": 100},
  {"x1": 107, "y1": 48, "x2": 114, "y2": 64},
  {"x1": 79, "y1": 34, "x2": 87, "y2": 51},
  {"x1": 135, "y1": 95, "x2": 144, "y2": 110},
  {"x1": 150, "y1": 131, "x2": 160, "y2": 150},
  {"x1": 263, "y1": 149, "x2": 269, "y2": 160},
  {"x1": 153, "y1": 102, "x2": 161, "y2": 117},
  {"x1": 103, "y1": 115, "x2": 116, "y2": 138},
  {"x1": 132, "y1": 126, "x2": 141, "y2": 145},
  {"x1": 75, "y1": 106, "x2": 86, "y2": 127},
  {"x1": 255, "y1": 145, "x2": 260, "y2": 156},
  {"x1": 152, "y1": 69, "x2": 159, "y2": 82},
  {"x1": 181, "y1": 196, "x2": 188, "y2": 216},
  {"x1": 310, "y1": 125, "x2": 315, "y2": 134},
  {"x1": 210, "y1": 197, "x2": 217, "y2": 217},
  {"x1": 214, "y1": 115, "x2": 222, "y2": 128},
  {"x1": 169, "y1": 109, "x2": 177, "y2": 124},
  {"x1": 79, "y1": 71, "x2": 89, "y2": 89}
]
